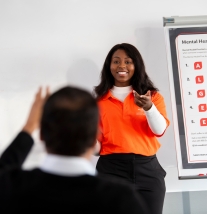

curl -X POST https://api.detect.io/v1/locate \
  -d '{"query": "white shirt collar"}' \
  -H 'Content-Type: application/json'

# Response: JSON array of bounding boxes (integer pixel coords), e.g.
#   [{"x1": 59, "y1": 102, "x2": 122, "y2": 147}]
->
[
  {"x1": 111, "y1": 85, "x2": 132, "y2": 94},
  {"x1": 110, "y1": 85, "x2": 132, "y2": 102},
  {"x1": 39, "y1": 154, "x2": 96, "y2": 176}
]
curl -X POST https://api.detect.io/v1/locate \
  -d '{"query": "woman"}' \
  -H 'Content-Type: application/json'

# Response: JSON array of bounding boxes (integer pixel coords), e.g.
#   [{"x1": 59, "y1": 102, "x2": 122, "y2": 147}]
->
[{"x1": 94, "y1": 43, "x2": 170, "y2": 214}]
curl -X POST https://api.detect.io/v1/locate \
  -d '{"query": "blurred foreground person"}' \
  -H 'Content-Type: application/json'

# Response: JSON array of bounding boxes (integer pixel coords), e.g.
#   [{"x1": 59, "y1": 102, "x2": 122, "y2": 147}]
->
[{"x1": 0, "y1": 86, "x2": 147, "y2": 213}]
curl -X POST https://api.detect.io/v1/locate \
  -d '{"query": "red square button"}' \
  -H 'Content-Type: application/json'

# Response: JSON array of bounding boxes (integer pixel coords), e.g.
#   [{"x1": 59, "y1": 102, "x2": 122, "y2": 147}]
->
[
  {"x1": 200, "y1": 118, "x2": 207, "y2": 126},
  {"x1": 194, "y1": 62, "x2": 202, "y2": 70},
  {"x1": 196, "y1": 76, "x2": 204, "y2": 84},
  {"x1": 199, "y1": 104, "x2": 206, "y2": 112},
  {"x1": 197, "y1": 90, "x2": 205, "y2": 98}
]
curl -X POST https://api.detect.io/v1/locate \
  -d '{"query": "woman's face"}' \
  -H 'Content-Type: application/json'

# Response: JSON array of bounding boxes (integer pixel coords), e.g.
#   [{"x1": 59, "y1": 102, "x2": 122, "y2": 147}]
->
[{"x1": 110, "y1": 49, "x2": 135, "y2": 87}]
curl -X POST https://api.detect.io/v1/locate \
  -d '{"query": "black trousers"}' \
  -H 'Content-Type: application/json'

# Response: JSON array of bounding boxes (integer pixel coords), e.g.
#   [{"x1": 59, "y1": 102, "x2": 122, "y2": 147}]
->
[{"x1": 96, "y1": 153, "x2": 166, "y2": 214}]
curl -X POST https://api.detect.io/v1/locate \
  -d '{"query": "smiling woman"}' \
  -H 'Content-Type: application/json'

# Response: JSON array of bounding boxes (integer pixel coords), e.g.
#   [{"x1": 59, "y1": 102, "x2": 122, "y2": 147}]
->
[
  {"x1": 110, "y1": 49, "x2": 135, "y2": 87},
  {"x1": 93, "y1": 43, "x2": 170, "y2": 214}
]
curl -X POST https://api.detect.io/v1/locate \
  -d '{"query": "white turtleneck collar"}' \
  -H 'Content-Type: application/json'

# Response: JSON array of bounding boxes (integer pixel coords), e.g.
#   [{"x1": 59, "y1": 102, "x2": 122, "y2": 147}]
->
[{"x1": 110, "y1": 85, "x2": 132, "y2": 102}]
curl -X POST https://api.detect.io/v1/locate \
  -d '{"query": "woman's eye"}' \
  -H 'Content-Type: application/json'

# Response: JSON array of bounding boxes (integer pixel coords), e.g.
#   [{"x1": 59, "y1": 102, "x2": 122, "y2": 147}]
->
[
  {"x1": 113, "y1": 61, "x2": 119, "y2": 64},
  {"x1": 126, "y1": 61, "x2": 132, "y2": 64}
]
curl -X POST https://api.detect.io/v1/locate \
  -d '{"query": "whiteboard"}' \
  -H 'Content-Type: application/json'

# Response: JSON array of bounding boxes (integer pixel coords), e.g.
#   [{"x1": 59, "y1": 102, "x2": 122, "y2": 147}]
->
[{"x1": 164, "y1": 17, "x2": 207, "y2": 179}]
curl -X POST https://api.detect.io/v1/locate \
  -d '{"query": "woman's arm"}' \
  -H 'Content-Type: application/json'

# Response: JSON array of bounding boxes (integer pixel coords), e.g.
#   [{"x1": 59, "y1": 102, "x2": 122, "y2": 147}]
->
[
  {"x1": 133, "y1": 90, "x2": 168, "y2": 136},
  {"x1": 144, "y1": 104, "x2": 167, "y2": 135}
]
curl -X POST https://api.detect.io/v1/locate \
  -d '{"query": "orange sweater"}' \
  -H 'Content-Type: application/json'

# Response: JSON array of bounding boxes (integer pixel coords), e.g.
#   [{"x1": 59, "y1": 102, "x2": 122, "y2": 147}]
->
[{"x1": 98, "y1": 90, "x2": 170, "y2": 156}]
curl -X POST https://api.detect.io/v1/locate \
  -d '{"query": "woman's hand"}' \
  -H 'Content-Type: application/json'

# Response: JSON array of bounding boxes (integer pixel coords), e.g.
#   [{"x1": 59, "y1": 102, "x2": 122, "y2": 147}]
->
[
  {"x1": 133, "y1": 90, "x2": 152, "y2": 111},
  {"x1": 22, "y1": 86, "x2": 50, "y2": 135}
]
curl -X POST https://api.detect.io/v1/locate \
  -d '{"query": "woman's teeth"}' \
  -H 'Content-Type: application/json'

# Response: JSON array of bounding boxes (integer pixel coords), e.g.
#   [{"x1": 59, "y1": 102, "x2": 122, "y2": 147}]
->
[{"x1": 118, "y1": 72, "x2": 127, "y2": 74}]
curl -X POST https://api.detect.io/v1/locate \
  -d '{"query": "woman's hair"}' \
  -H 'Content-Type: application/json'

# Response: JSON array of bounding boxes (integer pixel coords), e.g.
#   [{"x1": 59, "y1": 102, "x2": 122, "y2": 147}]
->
[{"x1": 94, "y1": 43, "x2": 158, "y2": 99}]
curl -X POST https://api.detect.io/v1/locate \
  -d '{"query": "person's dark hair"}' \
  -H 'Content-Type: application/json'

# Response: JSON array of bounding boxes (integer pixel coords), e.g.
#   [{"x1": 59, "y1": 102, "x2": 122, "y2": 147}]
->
[
  {"x1": 94, "y1": 43, "x2": 158, "y2": 99},
  {"x1": 40, "y1": 86, "x2": 99, "y2": 156}
]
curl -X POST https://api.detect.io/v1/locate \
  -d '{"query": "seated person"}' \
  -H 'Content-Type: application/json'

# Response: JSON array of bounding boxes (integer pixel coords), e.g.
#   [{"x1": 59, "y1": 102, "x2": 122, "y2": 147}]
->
[{"x1": 0, "y1": 86, "x2": 147, "y2": 213}]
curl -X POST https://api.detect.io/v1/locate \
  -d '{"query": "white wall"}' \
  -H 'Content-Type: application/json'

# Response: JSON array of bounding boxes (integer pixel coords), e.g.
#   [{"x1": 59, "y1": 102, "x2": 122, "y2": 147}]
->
[{"x1": 1, "y1": 0, "x2": 207, "y2": 192}]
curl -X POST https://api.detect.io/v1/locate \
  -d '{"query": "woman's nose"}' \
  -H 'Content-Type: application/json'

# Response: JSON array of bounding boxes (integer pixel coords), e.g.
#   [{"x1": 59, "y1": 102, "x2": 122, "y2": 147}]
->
[{"x1": 118, "y1": 62, "x2": 126, "y2": 68}]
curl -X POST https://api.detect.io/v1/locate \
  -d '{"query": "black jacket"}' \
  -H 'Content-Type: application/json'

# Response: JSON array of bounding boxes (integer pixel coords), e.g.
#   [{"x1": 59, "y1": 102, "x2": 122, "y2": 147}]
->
[{"x1": 0, "y1": 132, "x2": 147, "y2": 213}]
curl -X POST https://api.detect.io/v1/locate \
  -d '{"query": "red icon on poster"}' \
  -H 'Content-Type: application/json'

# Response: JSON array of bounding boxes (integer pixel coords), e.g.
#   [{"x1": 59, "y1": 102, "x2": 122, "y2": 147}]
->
[
  {"x1": 200, "y1": 118, "x2": 207, "y2": 126},
  {"x1": 196, "y1": 76, "x2": 204, "y2": 84},
  {"x1": 199, "y1": 104, "x2": 207, "y2": 112},
  {"x1": 194, "y1": 62, "x2": 202, "y2": 70},
  {"x1": 197, "y1": 90, "x2": 205, "y2": 98}
]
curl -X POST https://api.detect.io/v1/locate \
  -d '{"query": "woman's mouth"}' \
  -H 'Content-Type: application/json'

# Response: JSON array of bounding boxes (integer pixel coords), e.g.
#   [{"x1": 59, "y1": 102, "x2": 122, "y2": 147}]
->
[{"x1": 117, "y1": 71, "x2": 128, "y2": 76}]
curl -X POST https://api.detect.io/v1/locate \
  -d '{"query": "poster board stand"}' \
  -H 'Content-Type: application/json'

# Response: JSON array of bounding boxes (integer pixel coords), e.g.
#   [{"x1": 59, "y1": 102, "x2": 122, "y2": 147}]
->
[{"x1": 164, "y1": 15, "x2": 207, "y2": 179}]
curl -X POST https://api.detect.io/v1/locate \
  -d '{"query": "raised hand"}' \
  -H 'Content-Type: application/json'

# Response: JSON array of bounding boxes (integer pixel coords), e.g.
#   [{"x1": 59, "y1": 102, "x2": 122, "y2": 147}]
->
[
  {"x1": 22, "y1": 86, "x2": 50, "y2": 135},
  {"x1": 133, "y1": 90, "x2": 152, "y2": 111}
]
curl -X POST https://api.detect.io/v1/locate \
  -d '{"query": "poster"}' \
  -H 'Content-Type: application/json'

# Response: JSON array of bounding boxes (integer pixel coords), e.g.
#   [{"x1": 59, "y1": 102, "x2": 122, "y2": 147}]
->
[
  {"x1": 167, "y1": 26, "x2": 207, "y2": 169},
  {"x1": 175, "y1": 33, "x2": 207, "y2": 163}
]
